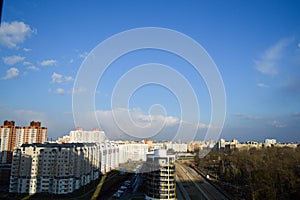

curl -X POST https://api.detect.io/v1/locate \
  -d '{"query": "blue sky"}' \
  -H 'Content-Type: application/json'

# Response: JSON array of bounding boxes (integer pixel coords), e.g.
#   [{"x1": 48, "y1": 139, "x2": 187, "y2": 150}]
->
[{"x1": 1, "y1": 0, "x2": 300, "y2": 142}]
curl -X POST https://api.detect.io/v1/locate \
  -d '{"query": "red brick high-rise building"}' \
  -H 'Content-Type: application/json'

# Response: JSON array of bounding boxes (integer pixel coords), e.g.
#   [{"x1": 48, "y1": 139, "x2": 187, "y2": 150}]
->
[{"x1": 0, "y1": 120, "x2": 48, "y2": 164}]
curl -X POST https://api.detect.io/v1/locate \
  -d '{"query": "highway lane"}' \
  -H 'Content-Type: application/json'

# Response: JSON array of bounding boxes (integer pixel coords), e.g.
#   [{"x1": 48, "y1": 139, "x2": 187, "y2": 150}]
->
[
  {"x1": 176, "y1": 162, "x2": 230, "y2": 200},
  {"x1": 176, "y1": 162, "x2": 208, "y2": 200}
]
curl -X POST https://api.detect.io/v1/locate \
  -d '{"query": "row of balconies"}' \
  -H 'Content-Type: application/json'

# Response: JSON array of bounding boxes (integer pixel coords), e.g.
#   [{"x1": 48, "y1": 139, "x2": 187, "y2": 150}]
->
[
  {"x1": 147, "y1": 181, "x2": 175, "y2": 187},
  {"x1": 151, "y1": 187, "x2": 176, "y2": 191},
  {"x1": 147, "y1": 186, "x2": 176, "y2": 191},
  {"x1": 147, "y1": 191, "x2": 176, "y2": 198},
  {"x1": 154, "y1": 172, "x2": 175, "y2": 176},
  {"x1": 147, "y1": 176, "x2": 174, "y2": 181}
]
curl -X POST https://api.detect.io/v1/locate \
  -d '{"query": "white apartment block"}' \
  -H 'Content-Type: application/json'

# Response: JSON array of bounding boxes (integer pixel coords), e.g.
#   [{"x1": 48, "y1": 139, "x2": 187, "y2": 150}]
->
[
  {"x1": 118, "y1": 143, "x2": 149, "y2": 163},
  {"x1": 99, "y1": 142, "x2": 119, "y2": 174},
  {"x1": 69, "y1": 128, "x2": 105, "y2": 143},
  {"x1": 264, "y1": 138, "x2": 277, "y2": 145},
  {"x1": 165, "y1": 143, "x2": 188, "y2": 152},
  {"x1": 9, "y1": 141, "x2": 119, "y2": 194}
]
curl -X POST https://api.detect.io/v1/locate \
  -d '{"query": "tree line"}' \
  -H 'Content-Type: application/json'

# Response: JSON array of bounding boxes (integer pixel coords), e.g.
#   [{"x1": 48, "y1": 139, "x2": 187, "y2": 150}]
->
[{"x1": 195, "y1": 147, "x2": 300, "y2": 200}]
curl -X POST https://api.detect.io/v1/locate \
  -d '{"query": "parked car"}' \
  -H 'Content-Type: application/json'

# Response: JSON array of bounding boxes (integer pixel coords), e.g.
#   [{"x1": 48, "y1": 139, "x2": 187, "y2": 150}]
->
[
  {"x1": 120, "y1": 185, "x2": 127, "y2": 191},
  {"x1": 112, "y1": 192, "x2": 121, "y2": 199}
]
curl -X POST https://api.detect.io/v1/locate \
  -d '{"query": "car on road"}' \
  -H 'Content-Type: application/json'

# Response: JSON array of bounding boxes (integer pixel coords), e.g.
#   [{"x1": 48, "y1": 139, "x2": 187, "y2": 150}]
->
[
  {"x1": 117, "y1": 190, "x2": 124, "y2": 194},
  {"x1": 124, "y1": 180, "x2": 131, "y2": 187},
  {"x1": 112, "y1": 192, "x2": 121, "y2": 199},
  {"x1": 120, "y1": 185, "x2": 127, "y2": 191}
]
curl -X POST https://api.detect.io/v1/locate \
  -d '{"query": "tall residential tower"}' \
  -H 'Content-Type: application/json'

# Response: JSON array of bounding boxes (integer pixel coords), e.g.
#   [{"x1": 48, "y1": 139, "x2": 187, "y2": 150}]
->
[
  {"x1": 145, "y1": 149, "x2": 176, "y2": 200},
  {"x1": 0, "y1": 121, "x2": 48, "y2": 164}
]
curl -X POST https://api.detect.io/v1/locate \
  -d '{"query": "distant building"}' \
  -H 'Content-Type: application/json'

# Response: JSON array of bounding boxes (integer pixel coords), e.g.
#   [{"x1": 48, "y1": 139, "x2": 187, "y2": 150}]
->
[
  {"x1": 144, "y1": 138, "x2": 153, "y2": 146},
  {"x1": 188, "y1": 141, "x2": 203, "y2": 152},
  {"x1": 145, "y1": 149, "x2": 176, "y2": 200},
  {"x1": 274, "y1": 143, "x2": 298, "y2": 148},
  {"x1": 265, "y1": 139, "x2": 277, "y2": 145},
  {"x1": 0, "y1": 121, "x2": 48, "y2": 164},
  {"x1": 152, "y1": 143, "x2": 165, "y2": 151},
  {"x1": 215, "y1": 138, "x2": 239, "y2": 150},
  {"x1": 215, "y1": 138, "x2": 266, "y2": 151},
  {"x1": 69, "y1": 127, "x2": 105, "y2": 143},
  {"x1": 264, "y1": 139, "x2": 277, "y2": 145},
  {"x1": 215, "y1": 138, "x2": 226, "y2": 150},
  {"x1": 56, "y1": 135, "x2": 70, "y2": 143},
  {"x1": 118, "y1": 143, "x2": 148, "y2": 163},
  {"x1": 165, "y1": 143, "x2": 187, "y2": 153}
]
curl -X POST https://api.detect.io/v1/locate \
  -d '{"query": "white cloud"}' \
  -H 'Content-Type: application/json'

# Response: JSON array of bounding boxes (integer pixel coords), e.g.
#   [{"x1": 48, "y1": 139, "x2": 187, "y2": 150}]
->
[
  {"x1": 255, "y1": 38, "x2": 292, "y2": 75},
  {"x1": 23, "y1": 48, "x2": 32, "y2": 52},
  {"x1": 23, "y1": 61, "x2": 31, "y2": 66},
  {"x1": 79, "y1": 52, "x2": 88, "y2": 59},
  {"x1": 65, "y1": 76, "x2": 73, "y2": 81},
  {"x1": 73, "y1": 108, "x2": 207, "y2": 141},
  {"x1": 51, "y1": 72, "x2": 73, "y2": 83},
  {"x1": 40, "y1": 59, "x2": 56, "y2": 66},
  {"x1": 2, "y1": 67, "x2": 19, "y2": 80},
  {"x1": 51, "y1": 72, "x2": 63, "y2": 83},
  {"x1": 269, "y1": 120, "x2": 286, "y2": 128},
  {"x1": 257, "y1": 83, "x2": 269, "y2": 88},
  {"x1": 0, "y1": 21, "x2": 36, "y2": 48},
  {"x1": 3, "y1": 55, "x2": 25, "y2": 65},
  {"x1": 0, "y1": 106, "x2": 74, "y2": 140},
  {"x1": 55, "y1": 88, "x2": 65, "y2": 95},
  {"x1": 292, "y1": 112, "x2": 300, "y2": 118},
  {"x1": 27, "y1": 66, "x2": 39, "y2": 71},
  {"x1": 79, "y1": 52, "x2": 88, "y2": 58},
  {"x1": 72, "y1": 87, "x2": 86, "y2": 94},
  {"x1": 0, "y1": 107, "x2": 47, "y2": 124},
  {"x1": 298, "y1": 43, "x2": 300, "y2": 48}
]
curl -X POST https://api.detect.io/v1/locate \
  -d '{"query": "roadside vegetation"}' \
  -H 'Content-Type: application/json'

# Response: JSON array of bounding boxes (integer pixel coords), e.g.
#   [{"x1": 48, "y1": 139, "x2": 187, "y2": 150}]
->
[{"x1": 195, "y1": 147, "x2": 300, "y2": 200}]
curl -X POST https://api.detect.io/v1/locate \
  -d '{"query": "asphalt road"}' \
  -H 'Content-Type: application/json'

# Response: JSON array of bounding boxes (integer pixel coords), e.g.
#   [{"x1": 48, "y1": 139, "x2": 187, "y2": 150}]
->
[{"x1": 176, "y1": 162, "x2": 229, "y2": 200}]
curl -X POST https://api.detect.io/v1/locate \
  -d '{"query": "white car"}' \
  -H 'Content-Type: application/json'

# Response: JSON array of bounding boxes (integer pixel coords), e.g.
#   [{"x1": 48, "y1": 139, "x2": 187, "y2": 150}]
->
[
  {"x1": 120, "y1": 186, "x2": 127, "y2": 191},
  {"x1": 113, "y1": 192, "x2": 121, "y2": 199}
]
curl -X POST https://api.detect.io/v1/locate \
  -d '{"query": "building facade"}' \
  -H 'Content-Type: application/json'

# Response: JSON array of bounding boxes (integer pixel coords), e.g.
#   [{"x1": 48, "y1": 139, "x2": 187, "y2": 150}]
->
[
  {"x1": 69, "y1": 128, "x2": 105, "y2": 143},
  {"x1": 0, "y1": 121, "x2": 48, "y2": 164},
  {"x1": 145, "y1": 149, "x2": 176, "y2": 200},
  {"x1": 99, "y1": 141, "x2": 119, "y2": 174},
  {"x1": 9, "y1": 143, "x2": 101, "y2": 194},
  {"x1": 118, "y1": 143, "x2": 148, "y2": 163},
  {"x1": 165, "y1": 143, "x2": 188, "y2": 153},
  {"x1": 9, "y1": 141, "x2": 119, "y2": 194}
]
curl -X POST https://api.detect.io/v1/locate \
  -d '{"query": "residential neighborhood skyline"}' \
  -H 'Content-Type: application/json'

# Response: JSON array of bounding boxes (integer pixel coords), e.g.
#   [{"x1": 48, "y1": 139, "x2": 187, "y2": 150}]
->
[{"x1": 1, "y1": 1, "x2": 300, "y2": 142}]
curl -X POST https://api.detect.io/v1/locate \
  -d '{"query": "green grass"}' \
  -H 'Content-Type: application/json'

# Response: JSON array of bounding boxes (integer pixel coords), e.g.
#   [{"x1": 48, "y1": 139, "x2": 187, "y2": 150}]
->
[{"x1": 90, "y1": 173, "x2": 107, "y2": 200}]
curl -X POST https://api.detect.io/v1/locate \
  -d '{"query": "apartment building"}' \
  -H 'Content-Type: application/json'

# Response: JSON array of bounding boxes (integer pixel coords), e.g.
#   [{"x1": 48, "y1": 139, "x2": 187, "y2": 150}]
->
[
  {"x1": 9, "y1": 141, "x2": 119, "y2": 194},
  {"x1": 9, "y1": 143, "x2": 101, "y2": 194},
  {"x1": 165, "y1": 143, "x2": 188, "y2": 153},
  {"x1": 99, "y1": 141, "x2": 119, "y2": 174},
  {"x1": 0, "y1": 121, "x2": 48, "y2": 164},
  {"x1": 145, "y1": 149, "x2": 176, "y2": 200},
  {"x1": 69, "y1": 128, "x2": 105, "y2": 143},
  {"x1": 118, "y1": 143, "x2": 148, "y2": 163}
]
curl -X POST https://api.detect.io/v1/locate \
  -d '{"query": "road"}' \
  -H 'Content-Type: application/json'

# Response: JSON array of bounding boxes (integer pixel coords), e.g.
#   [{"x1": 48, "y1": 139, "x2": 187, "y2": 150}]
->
[
  {"x1": 176, "y1": 162, "x2": 230, "y2": 200},
  {"x1": 108, "y1": 173, "x2": 144, "y2": 200}
]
